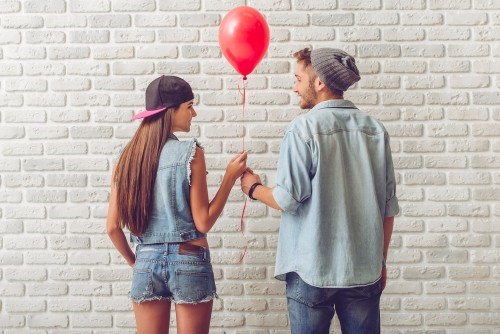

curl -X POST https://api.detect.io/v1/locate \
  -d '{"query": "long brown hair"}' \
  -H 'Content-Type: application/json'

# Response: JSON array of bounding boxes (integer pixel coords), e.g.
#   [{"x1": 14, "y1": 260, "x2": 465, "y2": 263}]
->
[{"x1": 114, "y1": 108, "x2": 174, "y2": 235}]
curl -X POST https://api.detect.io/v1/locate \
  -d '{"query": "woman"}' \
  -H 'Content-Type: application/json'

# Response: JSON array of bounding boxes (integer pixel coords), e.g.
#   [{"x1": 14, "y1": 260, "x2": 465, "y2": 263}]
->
[{"x1": 106, "y1": 75, "x2": 247, "y2": 333}]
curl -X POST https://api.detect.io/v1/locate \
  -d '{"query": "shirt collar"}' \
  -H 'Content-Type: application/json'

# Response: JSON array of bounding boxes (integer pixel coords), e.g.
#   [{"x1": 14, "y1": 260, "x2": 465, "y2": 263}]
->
[{"x1": 310, "y1": 99, "x2": 357, "y2": 112}]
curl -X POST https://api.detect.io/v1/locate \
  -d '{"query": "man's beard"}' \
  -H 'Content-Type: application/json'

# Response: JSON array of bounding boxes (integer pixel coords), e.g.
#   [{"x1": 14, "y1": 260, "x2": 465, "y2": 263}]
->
[{"x1": 299, "y1": 83, "x2": 317, "y2": 109}]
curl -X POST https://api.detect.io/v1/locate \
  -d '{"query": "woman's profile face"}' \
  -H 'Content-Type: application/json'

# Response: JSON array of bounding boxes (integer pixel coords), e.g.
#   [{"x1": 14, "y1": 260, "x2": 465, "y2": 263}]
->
[{"x1": 171, "y1": 99, "x2": 196, "y2": 132}]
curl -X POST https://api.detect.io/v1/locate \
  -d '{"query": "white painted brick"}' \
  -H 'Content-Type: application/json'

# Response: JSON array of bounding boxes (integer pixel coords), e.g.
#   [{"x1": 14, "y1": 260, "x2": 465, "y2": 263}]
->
[
  {"x1": 0, "y1": 314, "x2": 25, "y2": 327},
  {"x1": 114, "y1": 30, "x2": 154, "y2": 43},
  {"x1": 24, "y1": 62, "x2": 65, "y2": 76},
  {"x1": 340, "y1": 27, "x2": 381, "y2": 41},
  {"x1": 113, "y1": 61, "x2": 154, "y2": 75},
  {"x1": 427, "y1": 123, "x2": 468, "y2": 137},
  {"x1": 247, "y1": 0, "x2": 290, "y2": 10},
  {"x1": 471, "y1": 155, "x2": 500, "y2": 168},
  {"x1": 426, "y1": 249, "x2": 468, "y2": 263},
  {"x1": 157, "y1": 29, "x2": 199, "y2": 43},
  {"x1": 0, "y1": 1, "x2": 21, "y2": 13},
  {"x1": 430, "y1": 0, "x2": 471, "y2": 9},
  {"x1": 403, "y1": 140, "x2": 444, "y2": 153},
  {"x1": 69, "y1": 189, "x2": 108, "y2": 203},
  {"x1": 425, "y1": 156, "x2": 467, "y2": 168},
  {"x1": 0, "y1": 190, "x2": 22, "y2": 203},
  {"x1": 6, "y1": 299, "x2": 46, "y2": 314},
  {"x1": 447, "y1": 12, "x2": 488, "y2": 25},
  {"x1": 51, "y1": 78, "x2": 91, "y2": 92},
  {"x1": 259, "y1": 29, "x2": 287, "y2": 43},
  {"x1": 24, "y1": 0, "x2": 66, "y2": 13},
  {"x1": 26, "y1": 30, "x2": 66, "y2": 44},
  {"x1": 381, "y1": 313, "x2": 422, "y2": 326},
  {"x1": 449, "y1": 171, "x2": 490, "y2": 185},
  {"x1": 2, "y1": 143, "x2": 43, "y2": 156},
  {"x1": 70, "y1": 283, "x2": 111, "y2": 296},
  {"x1": 44, "y1": 15, "x2": 86, "y2": 28},
  {"x1": 430, "y1": 60, "x2": 470, "y2": 73},
  {"x1": 0, "y1": 84, "x2": 13, "y2": 101},
  {"x1": 26, "y1": 190, "x2": 66, "y2": 203},
  {"x1": 2, "y1": 15, "x2": 44, "y2": 28},
  {"x1": 28, "y1": 283, "x2": 67, "y2": 296},
  {"x1": 359, "y1": 44, "x2": 400, "y2": 58},
  {"x1": 384, "y1": 60, "x2": 426, "y2": 73},
  {"x1": 428, "y1": 188, "x2": 469, "y2": 201},
  {"x1": 448, "y1": 204, "x2": 490, "y2": 217},
  {"x1": 450, "y1": 234, "x2": 491, "y2": 247},
  {"x1": 25, "y1": 251, "x2": 66, "y2": 265},
  {"x1": 133, "y1": 14, "x2": 175, "y2": 28},
  {"x1": 448, "y1": 44, "x2": 489, "y2": 57},
  {"x1": 112, "y1": 0, "x2": 155, "y2": 11},
  {"x1": 0, "y1": 30, "x2": 21, "y2": 44},
  {"x1": 384, "y1": 28, "x2": 425, "y2": 41},
  {"x1": 49, "y1": 205, "x2": 90, "y2": 219},
  {"x1": 405, "y1": 76, "x2": 445, "y2": 90},
  {"x1": 0, "y1": 282, "x2": 25, "y2": 297},
  {"x1": 158, "y1": 0, "x2": 200, "y2": 11},
  {"x1": 49, "y1": 46, "x2": 90, "y2": 59},
  {"x1": 402, "y1": 45, "x2": 445, "y2": 58},
  {"x1": 27, "y1": 314, "x2": 68, "y2": 328},
  {"x1": 48, "y1": 299, "x2": 91, "y2": 312},
  {"x1": 50, "y1": 268, "x2": 90, "y2": 281},
  {"x1": 69, "y1": 0, "x2": 110, "y2": 13},
  {"x1": 402, "y1": 13, "x2": 443, "y2": 26},
  {"x1": 6, "y1": 268, "x2": 47, "y2": 281},
  {"x1": 402, "y1": 297, "x2": 446, "y2": 310},
  {"x1": 5, "y1": 206, "x2": 46, "y2": 219},
  {"x1": 179, "y1": 13, "x2": 220, "y2": 27},
  {"x1": 92, "y1": 46, "x2": 134, "y2": 59},
  {"x1": 267, "y1": 13, "x2": 308, "y2": 26},
  {"x1": 0, "y1": 252, "x2": 22, "y2": 265},
  {"x1": 5, "y1": 46, "x2": 47, "y2": 59}
]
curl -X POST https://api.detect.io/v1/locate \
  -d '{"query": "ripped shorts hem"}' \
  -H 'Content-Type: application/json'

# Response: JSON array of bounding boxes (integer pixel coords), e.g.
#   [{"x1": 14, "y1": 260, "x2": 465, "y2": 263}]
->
[
  {"x1": 130, "y1": 292, "x2": 218, "y2": 305},
  {"x1": 130, "y1": 295, "x2": 172, "y2": 304},
  {"x1": 173, "y1": 292, "x2": 219, "y2": 305}
]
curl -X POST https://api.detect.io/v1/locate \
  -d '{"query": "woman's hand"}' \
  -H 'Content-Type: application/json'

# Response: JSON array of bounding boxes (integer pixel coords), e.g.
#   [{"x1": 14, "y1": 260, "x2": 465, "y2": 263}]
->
[{"x1": 225, "y1": 151, "x2": 247, "y2": 183}]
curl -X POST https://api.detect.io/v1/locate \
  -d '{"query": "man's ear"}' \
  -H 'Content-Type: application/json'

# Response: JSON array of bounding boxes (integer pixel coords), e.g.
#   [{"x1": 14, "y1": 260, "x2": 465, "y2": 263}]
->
[{"x1": 315, "y1": 76, "x2": 328, "y2": 93}]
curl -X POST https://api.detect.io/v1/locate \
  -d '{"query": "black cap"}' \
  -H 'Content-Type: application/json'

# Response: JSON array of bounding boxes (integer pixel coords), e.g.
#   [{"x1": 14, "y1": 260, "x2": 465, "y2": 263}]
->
[{"x1": 132, "y1": 75, "x2": 194, "y2": 120}]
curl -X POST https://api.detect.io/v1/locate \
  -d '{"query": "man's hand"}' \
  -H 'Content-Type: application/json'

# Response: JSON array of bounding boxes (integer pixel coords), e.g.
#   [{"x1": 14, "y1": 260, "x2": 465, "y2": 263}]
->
[
  {"x1": 241, "y1": 169, "x2": 262, "y2": 196},
  {"x1": 381, "y1": 266, "x2": 387, "y2": 290}
]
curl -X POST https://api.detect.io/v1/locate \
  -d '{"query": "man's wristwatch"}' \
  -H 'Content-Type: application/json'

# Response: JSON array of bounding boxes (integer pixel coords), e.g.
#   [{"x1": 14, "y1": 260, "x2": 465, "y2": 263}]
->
[{"x1": 248, "y1": 182, "x2": 262, "y2": 200}]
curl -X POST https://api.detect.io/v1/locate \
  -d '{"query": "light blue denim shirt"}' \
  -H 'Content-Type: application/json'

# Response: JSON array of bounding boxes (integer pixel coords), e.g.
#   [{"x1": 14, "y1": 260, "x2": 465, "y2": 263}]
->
[{"x1": 272, "y1": 99, "x2": 399, "y2": 288}]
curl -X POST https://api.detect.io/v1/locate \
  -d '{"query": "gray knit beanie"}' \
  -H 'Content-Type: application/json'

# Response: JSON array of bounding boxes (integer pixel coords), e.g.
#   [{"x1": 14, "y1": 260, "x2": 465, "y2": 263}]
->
[{"x1": 311, "y1": 48, "x2": 360, "y2": 92}]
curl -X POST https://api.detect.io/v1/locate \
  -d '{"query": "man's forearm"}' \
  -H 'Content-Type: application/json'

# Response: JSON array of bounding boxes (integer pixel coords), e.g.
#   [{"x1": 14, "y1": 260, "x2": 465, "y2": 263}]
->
[{"x1": 252, "y1": 185, "x2": 283, "y2": 211}]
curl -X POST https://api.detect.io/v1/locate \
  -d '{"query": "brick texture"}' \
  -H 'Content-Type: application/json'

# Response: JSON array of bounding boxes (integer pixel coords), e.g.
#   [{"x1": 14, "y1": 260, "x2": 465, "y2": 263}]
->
[{"x1": 0, "y1": 0, "x2": 499, "y2": 332}]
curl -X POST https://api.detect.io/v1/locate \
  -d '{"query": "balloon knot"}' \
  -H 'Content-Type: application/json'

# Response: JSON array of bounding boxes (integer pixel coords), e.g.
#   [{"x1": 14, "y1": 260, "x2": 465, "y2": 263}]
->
[{"x1": 243, "y1": 76, "x2": 247, "y2": 80}]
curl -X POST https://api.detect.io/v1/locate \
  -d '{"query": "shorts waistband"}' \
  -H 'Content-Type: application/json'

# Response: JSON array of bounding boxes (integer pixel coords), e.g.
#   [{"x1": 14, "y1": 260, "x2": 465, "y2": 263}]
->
[{"x1": 136, "y1": 243, "x2": 209, "y2": 259}]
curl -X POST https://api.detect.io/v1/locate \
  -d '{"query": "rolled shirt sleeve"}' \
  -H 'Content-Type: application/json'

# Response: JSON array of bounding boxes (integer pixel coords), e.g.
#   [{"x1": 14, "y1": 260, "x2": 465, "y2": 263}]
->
[
  {"x1": 272, "y1": 131, "x2": 313, "y2": 214},
  {"x1": 384, "y1": 132, "x2": 400, "y2": 217}
]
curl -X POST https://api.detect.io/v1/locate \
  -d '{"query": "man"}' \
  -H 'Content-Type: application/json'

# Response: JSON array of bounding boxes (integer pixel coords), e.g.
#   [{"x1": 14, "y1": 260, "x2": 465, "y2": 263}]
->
[{"x1": 241, "y1": 48, "x2": 399, "y2": 334}]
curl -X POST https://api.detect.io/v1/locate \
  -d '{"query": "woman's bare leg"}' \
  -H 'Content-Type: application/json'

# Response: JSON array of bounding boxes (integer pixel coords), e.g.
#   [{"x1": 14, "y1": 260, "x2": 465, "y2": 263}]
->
[
  {"x1": 175, "y1": 300, "x2": 213, "y2": 334},
  {"x1": 133, "y1": 300, "x2": 171, "y2": 334}
]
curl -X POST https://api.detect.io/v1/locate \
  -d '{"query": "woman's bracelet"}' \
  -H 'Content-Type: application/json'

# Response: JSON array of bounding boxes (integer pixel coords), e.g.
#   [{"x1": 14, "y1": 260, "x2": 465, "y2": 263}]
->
[{"x1": 248, "y1": 182, "x2": 262, "y2": 200}]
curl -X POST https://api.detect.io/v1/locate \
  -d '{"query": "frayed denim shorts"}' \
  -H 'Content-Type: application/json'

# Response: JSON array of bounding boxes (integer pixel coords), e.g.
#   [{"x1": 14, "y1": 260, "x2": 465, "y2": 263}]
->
[{"x1": 129, "y1": 243, "x2": 217, "y2": 304}]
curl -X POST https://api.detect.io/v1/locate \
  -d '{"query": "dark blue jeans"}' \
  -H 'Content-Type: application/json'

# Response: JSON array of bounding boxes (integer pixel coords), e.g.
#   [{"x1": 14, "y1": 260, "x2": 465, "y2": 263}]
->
[{"x1": 286, "y1": 272, "x2": 383, "y2": 334}]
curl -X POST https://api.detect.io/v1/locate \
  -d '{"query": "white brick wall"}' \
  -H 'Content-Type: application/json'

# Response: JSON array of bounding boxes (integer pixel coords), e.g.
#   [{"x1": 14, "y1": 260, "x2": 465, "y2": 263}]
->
[{"x1": 0, "y1": 0, "x2": 499, "y2": 332}]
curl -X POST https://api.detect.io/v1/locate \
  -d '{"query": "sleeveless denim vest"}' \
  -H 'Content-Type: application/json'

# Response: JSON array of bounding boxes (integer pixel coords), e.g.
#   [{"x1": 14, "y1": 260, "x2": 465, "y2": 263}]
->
[{"x1": 130, "y1": 135, "x2": 206, "y2": 244}]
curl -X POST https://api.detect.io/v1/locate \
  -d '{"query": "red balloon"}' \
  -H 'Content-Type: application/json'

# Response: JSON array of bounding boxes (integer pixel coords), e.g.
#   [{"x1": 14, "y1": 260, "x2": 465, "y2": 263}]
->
[{"x1": 218, "y1": 6, "x2": 270, "y2": 78}]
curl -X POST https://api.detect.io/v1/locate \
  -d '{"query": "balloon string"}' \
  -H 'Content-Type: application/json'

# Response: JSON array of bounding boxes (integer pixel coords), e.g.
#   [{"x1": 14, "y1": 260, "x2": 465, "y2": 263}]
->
[
  {"x1": 237, "y1": 78, "x2": 247, "y2": 152},
  {"x1": 238, "y1": 76, "x2": 249, "y2": 263}
]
